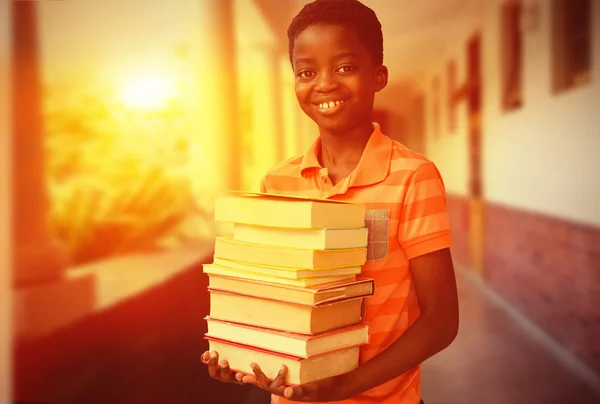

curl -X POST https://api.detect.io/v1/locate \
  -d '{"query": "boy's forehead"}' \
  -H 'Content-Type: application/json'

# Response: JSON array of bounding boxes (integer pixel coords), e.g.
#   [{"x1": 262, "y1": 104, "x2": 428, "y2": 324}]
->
[{"x1": 292, "y1": 24, "x2": 369, "y2": 62}]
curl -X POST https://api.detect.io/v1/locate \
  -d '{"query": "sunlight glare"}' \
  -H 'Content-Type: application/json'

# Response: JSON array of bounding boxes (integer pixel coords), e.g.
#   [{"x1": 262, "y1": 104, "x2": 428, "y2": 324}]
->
[{"x1": 119, "y1": 73, "x2": 176, "y2": 110}]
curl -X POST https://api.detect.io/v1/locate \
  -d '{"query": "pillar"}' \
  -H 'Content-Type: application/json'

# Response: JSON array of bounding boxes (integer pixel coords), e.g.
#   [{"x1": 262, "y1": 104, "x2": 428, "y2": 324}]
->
[
  {"x1": 279, "y1": 53, "x2": 301, "y2": 158},
  {"x1": 10, "y1": 0, "x2": 92, "y2": 345},
  {"x1": 1, "y1": 0, "x2": 13, "y2": 400},
  {"x1": 270, "y1": 46, "x2": 286, "y2": 162},
  {"x1": 195, "y1": 0, "x2": 241, "y2": 191},
  {"x1": 11, "y1": 0, "x2": 68, "y2": 286}
]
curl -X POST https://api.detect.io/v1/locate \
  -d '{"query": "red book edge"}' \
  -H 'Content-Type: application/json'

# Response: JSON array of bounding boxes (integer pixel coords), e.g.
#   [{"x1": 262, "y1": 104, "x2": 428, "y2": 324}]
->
[
  {"x1": 204, "y1": 335, "x2": 365, "y2": 360},
  {"x1": 205, "y1": 316, "x2": 370, "y2": 342},
  {"x1": 205, "y1": 336, "x2": 303, "y2": 360}
]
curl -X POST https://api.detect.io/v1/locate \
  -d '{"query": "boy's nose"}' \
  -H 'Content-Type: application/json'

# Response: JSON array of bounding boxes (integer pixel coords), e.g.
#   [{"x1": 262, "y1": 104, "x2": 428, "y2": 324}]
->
[{"x1": 315, "y1": 72, "x2": 338, "y2": 93}]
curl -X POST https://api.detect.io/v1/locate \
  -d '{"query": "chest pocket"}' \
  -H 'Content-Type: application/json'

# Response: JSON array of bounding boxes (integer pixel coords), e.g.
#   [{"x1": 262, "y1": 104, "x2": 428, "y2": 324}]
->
[{"x1": 365, "y1": 209, "x2": 390, "y2": 262}]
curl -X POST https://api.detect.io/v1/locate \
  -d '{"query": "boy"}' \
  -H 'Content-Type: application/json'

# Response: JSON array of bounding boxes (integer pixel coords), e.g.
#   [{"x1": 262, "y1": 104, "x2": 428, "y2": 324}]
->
[{"x1": 202, "y1": 0, "x2": 459, "y2": 403}]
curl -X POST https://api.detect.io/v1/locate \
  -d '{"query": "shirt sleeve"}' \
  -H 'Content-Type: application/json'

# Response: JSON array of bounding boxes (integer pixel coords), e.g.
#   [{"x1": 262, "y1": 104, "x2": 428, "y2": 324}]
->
[{"x1": 398, "y1": 160, "x2": 452, "y2": 260}]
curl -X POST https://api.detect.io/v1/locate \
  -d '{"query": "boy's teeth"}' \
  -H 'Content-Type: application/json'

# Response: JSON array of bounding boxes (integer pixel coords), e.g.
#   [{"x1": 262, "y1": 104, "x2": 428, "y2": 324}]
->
[{"x1": 319, "y1": 100, "x2": 344, "y2": 109}]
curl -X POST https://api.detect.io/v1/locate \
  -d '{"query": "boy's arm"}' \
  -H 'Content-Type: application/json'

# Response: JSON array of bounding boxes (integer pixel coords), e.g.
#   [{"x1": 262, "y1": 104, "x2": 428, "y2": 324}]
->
[
  {"x1": 339, "y1": 159, "x2": 459, "y2": 397},
  {"x1": 274, "y1": 248, "x2": 458, "y2": 402},
  {"x1": 338, "y1": 248, "x2": 458, "y2": 397}
]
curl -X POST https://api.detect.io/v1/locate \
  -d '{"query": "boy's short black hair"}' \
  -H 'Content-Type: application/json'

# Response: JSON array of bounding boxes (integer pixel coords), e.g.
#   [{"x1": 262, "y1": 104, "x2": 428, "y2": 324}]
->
[{"x1": 287, "y1": 0, "x2": 384, "y2": 65}]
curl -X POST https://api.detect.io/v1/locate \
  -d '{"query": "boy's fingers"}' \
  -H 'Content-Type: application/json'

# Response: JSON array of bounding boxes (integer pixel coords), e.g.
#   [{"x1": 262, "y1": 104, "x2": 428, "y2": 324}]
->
[
  {"x1": 207, "y1": 351, "x2": 219, "y2": 379},
  {"x1": 250, "y1": 362, "x2": 272, "y2": 390},
  {"x1": 242, "y1": 374, "x2": 258, "y2": 385},
  {"x1": 283, "y1": 386, "x2": 304, "y2": 400},
  {"x1": 269, "y1": 365, "x2": 288, "y2": 389},
  {"x1": 219, "y1": 360, "x2": 232, "y2": 381},
  {"x1": 235, "y1": 372, "x2": 245, "y2": 384}
]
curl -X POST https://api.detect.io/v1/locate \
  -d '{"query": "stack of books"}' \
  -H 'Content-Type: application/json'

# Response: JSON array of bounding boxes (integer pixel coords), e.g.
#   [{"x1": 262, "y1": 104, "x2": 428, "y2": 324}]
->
[{"x1": 202, "y1": 192, "x2": 374, "y2": 385}]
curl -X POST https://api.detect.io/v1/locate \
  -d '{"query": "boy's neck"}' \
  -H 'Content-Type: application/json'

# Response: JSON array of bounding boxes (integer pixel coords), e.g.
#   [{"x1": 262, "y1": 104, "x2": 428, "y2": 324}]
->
[{"x1": 318, "y1": 122, "x2": 374, "y2": 168}]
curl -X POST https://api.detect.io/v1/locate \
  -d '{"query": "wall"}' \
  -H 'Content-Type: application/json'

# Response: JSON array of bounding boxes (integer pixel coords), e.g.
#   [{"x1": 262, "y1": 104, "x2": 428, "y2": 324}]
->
[
  {"x1": 0, "y1": 0, "x2": 12, "y2": 399},
  {"x1": 480, "y1": 0, "x2": 600, "y2": 376},
  {"x1": 235, "y1": 0, "x2": 312, "y2": 191},
  {"x1": 421, "y1": 0, "x2": 600, "y2": 377},
  {"x1": 482, "y1": 0, "x2": 600, "y2": 227},
  {"x1": 374, "y1": 80, "x2": 426, "y2": 154},
  {"x1": 421, "y1": 12, "x2": 482, "y2": 198},
  {"x1": 280, "y1": 56, "x2": 302, "y2": 160},
  {"x1": 420, "y1": 13, "x2": 481, "y2": 267},
  {"x1": 11, "y1": 261, "x2": 271, "y2": 404},
  {"x1": 484, "y1": 201, "x2": 600, "y2": 376}
]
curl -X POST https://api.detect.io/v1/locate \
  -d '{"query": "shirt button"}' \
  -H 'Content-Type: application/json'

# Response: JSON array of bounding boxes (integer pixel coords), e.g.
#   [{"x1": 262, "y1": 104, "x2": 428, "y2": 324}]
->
[{"x1": 321, "y1": 175, "x2": 328, "y2": 182}]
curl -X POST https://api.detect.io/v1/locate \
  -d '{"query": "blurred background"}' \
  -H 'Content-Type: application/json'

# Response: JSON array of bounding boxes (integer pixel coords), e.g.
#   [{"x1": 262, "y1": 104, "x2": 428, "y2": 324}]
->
[{"x1": 1, "y1": 0, "x2": 599, "y2": 403}]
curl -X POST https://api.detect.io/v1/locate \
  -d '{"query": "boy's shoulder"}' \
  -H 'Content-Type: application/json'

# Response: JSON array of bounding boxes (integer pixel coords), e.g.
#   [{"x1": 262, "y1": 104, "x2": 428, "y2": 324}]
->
[
  {"x1": 388, "y1": 138, "x2": 432, "y2": 171},
  {"x1": 264, "y1": 154, "x2": 305, "y2": 178}
]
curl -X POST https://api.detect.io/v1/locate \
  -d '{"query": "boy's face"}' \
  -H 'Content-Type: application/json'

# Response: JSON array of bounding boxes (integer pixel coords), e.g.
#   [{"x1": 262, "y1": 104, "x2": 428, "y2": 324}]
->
[{"x1": 291, "y1": 24, "x2": 387, "y2": 134}]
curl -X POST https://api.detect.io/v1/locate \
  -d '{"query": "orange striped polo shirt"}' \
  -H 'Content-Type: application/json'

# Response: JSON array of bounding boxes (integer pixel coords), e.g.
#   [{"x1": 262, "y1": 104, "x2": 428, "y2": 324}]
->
[{"x1": 262, "y1": 123, "x2": 452, "y2": 404}]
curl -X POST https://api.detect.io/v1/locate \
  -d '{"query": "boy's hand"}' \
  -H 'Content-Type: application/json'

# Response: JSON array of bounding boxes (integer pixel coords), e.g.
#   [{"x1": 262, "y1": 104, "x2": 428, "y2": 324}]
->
[
  {"x1": 243, "y1": 363, "x2": 352, "y2": 402},
  {"x1": 239, "y1": 362, "x2": 288, "y2": 396},
  {"x1": 201, "y1": 351, "x2": 244, "y2": 384},
  {"x1": 281, "y1": 375, "x2": 351, "y2": 402}
]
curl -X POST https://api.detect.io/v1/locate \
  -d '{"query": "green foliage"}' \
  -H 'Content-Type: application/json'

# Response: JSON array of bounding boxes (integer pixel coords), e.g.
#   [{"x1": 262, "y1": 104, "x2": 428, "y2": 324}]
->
[{"x1": 44, "y1": 80, "x2": 212, "y2": 265}]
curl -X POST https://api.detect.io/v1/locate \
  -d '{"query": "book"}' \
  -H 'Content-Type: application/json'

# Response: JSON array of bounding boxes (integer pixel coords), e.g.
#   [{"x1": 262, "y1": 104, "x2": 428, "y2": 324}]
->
[
  {"x1": 211, "y1": 258, "x2": 361, "y2": 279},
  {"x1": 214, "y1": 237, "x2": 366, "y2": 269},
  {"x1": 206, "y1": 274, "x2": 374, "y2": 306},
  {"x1": 208, "y1": 290, "x2": 364, "y2": 334},
  {"x1": 214, "y1": 193, "x2": 365, "y2": 229},
  {"x1": 203, "y1": 264, "x2": 357, "y2": 287},
  {"x1": 205, "y1": 317, "x2": 369, "y2": 358},
  {"x1": 205, "y1": 336, "x2": 360, "y2": 385},
  {"x1": 233, "y1": 224, "x2": 369, "y2": 250}
]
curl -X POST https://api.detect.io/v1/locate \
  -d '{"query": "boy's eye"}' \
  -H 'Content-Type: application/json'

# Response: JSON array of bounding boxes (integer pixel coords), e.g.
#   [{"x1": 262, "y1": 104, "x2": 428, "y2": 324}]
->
[
  {"x1": 297, "y1": 70, "x2": 315, "y2": 79},
  {"x1": 337, "y1": 65, "x2": 356, "y2": 73}
]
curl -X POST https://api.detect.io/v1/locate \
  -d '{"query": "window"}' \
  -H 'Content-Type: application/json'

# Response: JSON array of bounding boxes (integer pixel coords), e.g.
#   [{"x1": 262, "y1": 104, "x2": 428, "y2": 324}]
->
[
  {"x1": 501, "y1": 0, "x2": 523, "y2": 110},
  {"x1": 552, "y1": 0, "x2": 592, "y2": 92}
]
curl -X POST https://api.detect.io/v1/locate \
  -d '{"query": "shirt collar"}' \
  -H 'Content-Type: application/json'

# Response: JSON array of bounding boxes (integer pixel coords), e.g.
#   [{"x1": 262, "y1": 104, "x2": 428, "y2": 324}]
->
[{"x1": 299, "y1": 123, "x2": 392, "y2": 187}]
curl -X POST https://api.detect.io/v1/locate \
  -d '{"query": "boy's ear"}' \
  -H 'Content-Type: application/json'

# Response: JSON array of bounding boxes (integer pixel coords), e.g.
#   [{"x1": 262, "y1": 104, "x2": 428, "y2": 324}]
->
[{"x1": 374, "y1": 65, "x2": 388, "y2": 92}]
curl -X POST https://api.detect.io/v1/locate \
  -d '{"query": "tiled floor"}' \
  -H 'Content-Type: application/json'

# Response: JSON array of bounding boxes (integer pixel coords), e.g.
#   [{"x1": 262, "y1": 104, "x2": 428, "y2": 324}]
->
[{"x1": 421, "y1": 268, "x2": 600, "y2": 404}]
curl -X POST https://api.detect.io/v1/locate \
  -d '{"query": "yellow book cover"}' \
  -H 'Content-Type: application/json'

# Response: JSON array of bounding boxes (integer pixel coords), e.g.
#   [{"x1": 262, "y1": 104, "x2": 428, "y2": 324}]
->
[
  {"x1": 208, "y1": 289, "x2": 364, "y2": 335},
  {"x1": 233, "y1": 224, "x2": 368, "y2": 250},
  {"x1": 203, "y1": 264, "x2": 357, "y2": 287},
  {"x1": 205, "y1": 272, "x2": 373, "y2": 305},
  {"x1": 214, "y1": 237, "x2": 366, "y2": 269},
  {"x1": 214, "y1": 192, "x2": 366, "y2": 229},
  {"x1": 210, "y1": 258, "x2": 361, "y2": 278}
]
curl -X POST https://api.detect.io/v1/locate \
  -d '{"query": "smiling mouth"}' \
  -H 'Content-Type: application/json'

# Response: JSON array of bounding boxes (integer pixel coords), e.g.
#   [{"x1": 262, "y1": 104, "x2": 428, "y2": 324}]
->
[{"x1": 314, "y1": 99, "x2": 346, "y2": 115}]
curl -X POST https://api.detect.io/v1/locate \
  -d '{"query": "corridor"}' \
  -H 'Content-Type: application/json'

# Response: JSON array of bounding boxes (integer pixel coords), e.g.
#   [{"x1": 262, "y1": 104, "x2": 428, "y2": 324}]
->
[
  {"x1": 3, "y1": 1, "x2": 600, "y2": 403},
  {"x1": 421, "y1": 266, "x2": 600, "y2": 404}
]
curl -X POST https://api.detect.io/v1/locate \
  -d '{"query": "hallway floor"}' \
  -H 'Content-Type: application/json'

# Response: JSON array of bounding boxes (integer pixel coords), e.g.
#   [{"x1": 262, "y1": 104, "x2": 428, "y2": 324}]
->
[
  {"x1": 421, "y1": 267, "x2": 600, "y2": 404},
  {"x1": 19, "y1": 259, "x2": 600, "y2": 404}
]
